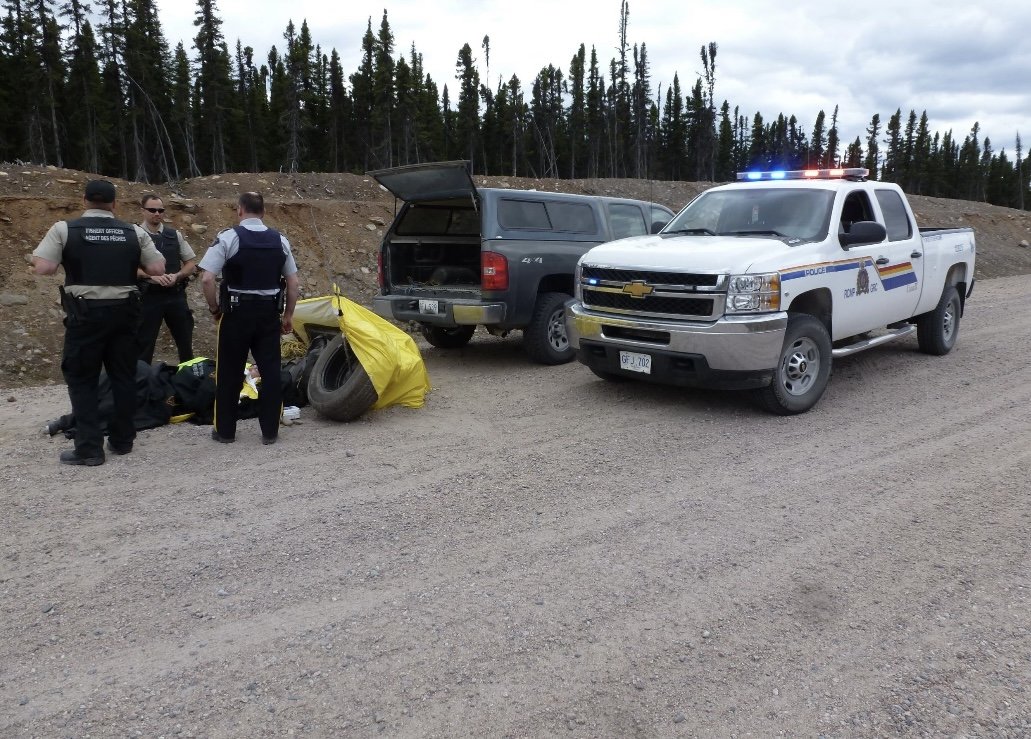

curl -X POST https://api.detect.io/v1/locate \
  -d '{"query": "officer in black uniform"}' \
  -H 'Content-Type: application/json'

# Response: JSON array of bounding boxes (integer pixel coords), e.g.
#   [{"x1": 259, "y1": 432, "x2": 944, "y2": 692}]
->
[
  {"x1": 31, "y1": 179, "x2": 166, "y2": 466},
  {"x1": 136, "y1": 193, "x2": 198, "y2": 364},
  {"x1": 199, "y1": 191, "x2": 299, "y2": 445}
]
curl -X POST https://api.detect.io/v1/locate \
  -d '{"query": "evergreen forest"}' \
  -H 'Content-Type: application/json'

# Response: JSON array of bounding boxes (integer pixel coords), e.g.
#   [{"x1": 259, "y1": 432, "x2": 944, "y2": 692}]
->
[{"x1": 1, "y1": 0, "x2": 1027, "y2": 211}]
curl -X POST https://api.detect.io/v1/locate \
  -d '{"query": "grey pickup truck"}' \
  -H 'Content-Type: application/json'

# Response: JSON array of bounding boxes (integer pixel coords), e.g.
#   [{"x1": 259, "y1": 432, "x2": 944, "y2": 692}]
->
[{"x1": 369, "y1": 161, "x2": 674, "y2": 364}]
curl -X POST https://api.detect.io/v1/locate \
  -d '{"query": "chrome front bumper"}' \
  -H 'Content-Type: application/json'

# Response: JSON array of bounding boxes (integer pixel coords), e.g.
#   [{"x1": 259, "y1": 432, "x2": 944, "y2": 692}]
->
[{"x1": 565, "y1": 302, "x2": 787, "y2": 372}]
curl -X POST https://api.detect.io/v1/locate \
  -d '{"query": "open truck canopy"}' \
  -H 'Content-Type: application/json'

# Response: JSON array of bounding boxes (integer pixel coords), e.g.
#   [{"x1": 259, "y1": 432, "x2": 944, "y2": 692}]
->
[{"x1": 367, "y1": 160, "x2": 477, "y2": 203}]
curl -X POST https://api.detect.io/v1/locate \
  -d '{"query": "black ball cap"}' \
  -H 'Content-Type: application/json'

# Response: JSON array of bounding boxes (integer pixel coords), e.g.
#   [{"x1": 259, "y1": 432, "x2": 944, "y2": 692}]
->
[{"x1": 84, "y1": 179, "x2": 116, "y2": 203}]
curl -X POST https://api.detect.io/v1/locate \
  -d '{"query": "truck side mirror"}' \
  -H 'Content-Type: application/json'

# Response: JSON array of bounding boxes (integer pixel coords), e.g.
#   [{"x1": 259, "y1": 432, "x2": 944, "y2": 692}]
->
[
  {"x1": 839, "y1": 220, "x2": 886, "y2": 247},
  {"x1": 651, "y1": 220, "x2": 669, "y2": 234}
]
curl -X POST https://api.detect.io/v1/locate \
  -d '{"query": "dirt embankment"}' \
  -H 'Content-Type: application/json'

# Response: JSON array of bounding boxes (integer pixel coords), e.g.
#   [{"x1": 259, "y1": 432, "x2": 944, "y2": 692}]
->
[{"x1": 2, "y1": 163, "x2": 1031, "y2": 387}]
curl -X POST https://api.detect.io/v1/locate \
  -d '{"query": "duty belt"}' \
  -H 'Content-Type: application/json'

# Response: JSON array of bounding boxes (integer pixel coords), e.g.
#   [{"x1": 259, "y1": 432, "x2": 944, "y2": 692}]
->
[
  {"x1": 229, "y1": 292, "x2": 278, "y2": 302},
  {"x1": 84, "y1": 297, "x2": 133, "y2": 307}
]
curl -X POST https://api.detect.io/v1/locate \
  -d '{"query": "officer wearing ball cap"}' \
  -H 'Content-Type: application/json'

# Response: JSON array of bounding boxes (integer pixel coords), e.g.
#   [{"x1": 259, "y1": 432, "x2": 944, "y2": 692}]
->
[{"x1": 31, "y1": 179, "x2": 166, "y2": 466}]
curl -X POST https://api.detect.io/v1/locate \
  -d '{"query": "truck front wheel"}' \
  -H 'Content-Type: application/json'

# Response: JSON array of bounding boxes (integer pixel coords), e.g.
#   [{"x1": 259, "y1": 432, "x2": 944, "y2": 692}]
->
[
  {"x1": 916, "y1": 285, "x2": 961, "y2": 355},
  {"x1": 421, "y1": 324, "x2": 475, "y2": 349},
  {"x1": 524, "y1": 292, "x2": 574, "y2": 365},
  {"x1": 755, "y1": 314, "x2": 832, "y2": 415}
]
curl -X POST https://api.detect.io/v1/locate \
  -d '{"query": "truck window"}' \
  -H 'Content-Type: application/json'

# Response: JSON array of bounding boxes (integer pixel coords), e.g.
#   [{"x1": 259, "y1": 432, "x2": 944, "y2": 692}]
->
[
  {"x1": 498, "y1": 199, "x2": 551, "y2": 230},
  {"x1": 650, "y1": 205, "x2": 672, "y2": 231},
  {"x1": 396, "y1": 204, "x2": 479, "y2": 235},
  {"x1": 546, "y1": 201, "x2": 598, "y2": 234},
  {"x1": 875, "y1": 189, "x2": 914, "y2": 241},
  {"x1": 839, "y1": 191, "x2": 874, "y2": 235},
  {"x1": 608, "y1": 203, "x2": 648, "y2": 239}
]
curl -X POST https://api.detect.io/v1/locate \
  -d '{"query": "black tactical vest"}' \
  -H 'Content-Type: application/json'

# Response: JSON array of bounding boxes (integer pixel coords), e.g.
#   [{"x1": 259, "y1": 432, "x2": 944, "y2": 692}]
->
[
  {"x1": 147, "y1": 227, "x2": 183, "y2": 292},
  {"x1": 64, "y1": 217, "x2": 140, "y2": 287},
  {"x1": 155, "y1": 227, "x2": 182, "y2": 274},
  {"x1": 223, "y1": 226, "x2": 286, "y2": 291}
]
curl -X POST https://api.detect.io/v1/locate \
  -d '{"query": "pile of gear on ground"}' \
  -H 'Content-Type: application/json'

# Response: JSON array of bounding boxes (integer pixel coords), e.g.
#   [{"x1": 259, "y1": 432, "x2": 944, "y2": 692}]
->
[{"x1": 45, "y1": 294, "x2": 431, "y2": 438}]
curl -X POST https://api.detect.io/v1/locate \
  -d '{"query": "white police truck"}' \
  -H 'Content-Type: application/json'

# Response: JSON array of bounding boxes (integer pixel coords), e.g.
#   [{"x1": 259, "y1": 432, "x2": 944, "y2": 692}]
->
[{"x1": 565, "y1": 168, "x2": 976, "y2": 414}]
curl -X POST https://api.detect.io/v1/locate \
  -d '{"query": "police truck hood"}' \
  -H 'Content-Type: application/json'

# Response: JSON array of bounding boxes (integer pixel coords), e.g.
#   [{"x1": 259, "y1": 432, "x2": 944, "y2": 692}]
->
[{"x1": 581, "y1": 232, "x2": 776, "y2": 274}]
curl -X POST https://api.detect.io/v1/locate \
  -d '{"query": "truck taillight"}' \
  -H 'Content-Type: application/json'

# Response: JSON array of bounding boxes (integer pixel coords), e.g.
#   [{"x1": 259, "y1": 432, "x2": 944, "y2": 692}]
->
[
  {"x1": 377, "y1": 251, "x2": 383, "y2": 288},
  {"x1": 481, "y1": 251, "x2": 508, "y2": 291}
]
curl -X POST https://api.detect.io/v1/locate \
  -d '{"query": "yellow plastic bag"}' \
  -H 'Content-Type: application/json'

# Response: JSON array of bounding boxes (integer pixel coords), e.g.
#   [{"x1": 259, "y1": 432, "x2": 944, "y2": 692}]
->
[{"x1": 292, "y1": 293, "x2": 430, "y2": 410}]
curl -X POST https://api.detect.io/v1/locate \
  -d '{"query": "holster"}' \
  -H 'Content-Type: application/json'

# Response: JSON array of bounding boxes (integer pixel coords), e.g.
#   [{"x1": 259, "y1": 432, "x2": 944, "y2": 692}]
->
[
  {"x1": 59, "y1": 286, "x2": 88, "y2": 324},
  {"x1": 277, "y1": 277, "x2": 287, "y2": 314},
  {"x1": 219, "y1": 280, "x2": 233, "y2": 314}
]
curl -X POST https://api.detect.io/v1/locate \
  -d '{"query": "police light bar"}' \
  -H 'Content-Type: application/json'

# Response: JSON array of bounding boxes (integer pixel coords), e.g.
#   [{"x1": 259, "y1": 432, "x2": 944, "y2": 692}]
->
[{"x1": 736, "y1": 168, "x2": 869, "y2": 181}]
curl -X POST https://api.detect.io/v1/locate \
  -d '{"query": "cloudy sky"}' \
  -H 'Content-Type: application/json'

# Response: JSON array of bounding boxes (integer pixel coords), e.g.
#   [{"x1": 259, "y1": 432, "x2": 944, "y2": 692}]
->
[{"x1": 155, "y1": 0, "x2": 1031, "y2": 158}]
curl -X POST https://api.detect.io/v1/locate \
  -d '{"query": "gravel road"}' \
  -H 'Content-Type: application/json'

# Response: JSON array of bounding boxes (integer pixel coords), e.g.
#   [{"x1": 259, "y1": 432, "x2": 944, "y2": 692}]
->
[{"x1": 2, "y1": 276, "x2": 1030, "y2": 737}]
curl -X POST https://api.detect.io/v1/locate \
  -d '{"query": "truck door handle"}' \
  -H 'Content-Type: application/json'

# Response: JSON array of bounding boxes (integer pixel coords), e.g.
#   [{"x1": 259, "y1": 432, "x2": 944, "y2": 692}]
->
[
  {"x1": 911, "y1": 251, "x2": 922, "y2": 258},
  {"x1": 875, "y1": 256, "x2": 889, "y2": 265}
]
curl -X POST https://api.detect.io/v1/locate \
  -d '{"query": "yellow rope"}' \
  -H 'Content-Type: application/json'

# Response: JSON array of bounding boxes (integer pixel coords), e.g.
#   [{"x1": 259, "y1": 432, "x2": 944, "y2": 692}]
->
[{"x1": 281, "y1": 337, "x2": 308, "y2": 359}]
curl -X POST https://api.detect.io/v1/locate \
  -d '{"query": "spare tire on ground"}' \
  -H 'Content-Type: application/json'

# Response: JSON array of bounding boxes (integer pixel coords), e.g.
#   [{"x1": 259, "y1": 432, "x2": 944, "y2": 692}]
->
[{"x1": 306, "y1": 334, "x2": 378, "y2": 422}]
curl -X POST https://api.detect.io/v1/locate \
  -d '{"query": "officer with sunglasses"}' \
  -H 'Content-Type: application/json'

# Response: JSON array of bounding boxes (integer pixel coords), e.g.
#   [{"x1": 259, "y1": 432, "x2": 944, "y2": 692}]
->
[{"x1": 136, "y1": 193, "x2": 198, "y2": 364}]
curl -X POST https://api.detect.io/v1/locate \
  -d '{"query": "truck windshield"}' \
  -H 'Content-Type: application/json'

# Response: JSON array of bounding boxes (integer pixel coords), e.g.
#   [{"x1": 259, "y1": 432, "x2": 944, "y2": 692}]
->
[{"x1": 665, "y1": 188, "x2": 834, "y2": 243}]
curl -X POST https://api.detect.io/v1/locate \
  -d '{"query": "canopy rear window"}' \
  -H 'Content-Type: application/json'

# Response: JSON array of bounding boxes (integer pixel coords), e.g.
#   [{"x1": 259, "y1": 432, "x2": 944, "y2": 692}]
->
[{"x1": 395, "y1": 204, "x2": 479, "y2": 236}]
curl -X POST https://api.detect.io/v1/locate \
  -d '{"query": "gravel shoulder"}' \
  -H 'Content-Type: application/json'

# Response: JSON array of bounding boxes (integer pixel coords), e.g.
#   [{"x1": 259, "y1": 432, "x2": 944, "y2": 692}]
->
[{"x1": 2, "y1": 276, "x2": 1030, "y2": 736}]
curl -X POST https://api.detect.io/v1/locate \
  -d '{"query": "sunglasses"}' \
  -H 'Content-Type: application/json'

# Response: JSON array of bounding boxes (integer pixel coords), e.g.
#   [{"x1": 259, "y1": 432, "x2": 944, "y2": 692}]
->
[{"x1": 143, "y1": 207, "x2": 165, "y2": 214}]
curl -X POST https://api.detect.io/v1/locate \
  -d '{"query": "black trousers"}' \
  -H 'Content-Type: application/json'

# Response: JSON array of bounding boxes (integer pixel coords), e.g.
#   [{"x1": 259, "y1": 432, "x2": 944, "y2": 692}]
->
[
  {"x1": 213, "y1": 302, "x2": 282, "y2": 440},
  {"x1": 62, "y1": 301, "x2": 139, "y2": 458},
  {"x1": 137, "y1": 288, "x2": 194, "y2": 365}
]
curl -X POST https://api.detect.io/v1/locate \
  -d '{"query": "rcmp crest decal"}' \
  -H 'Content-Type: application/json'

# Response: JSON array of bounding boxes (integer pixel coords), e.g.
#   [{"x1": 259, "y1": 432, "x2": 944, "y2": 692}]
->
[{"x1": 856, "y1": 263, "x2": 870, "y2": 295}]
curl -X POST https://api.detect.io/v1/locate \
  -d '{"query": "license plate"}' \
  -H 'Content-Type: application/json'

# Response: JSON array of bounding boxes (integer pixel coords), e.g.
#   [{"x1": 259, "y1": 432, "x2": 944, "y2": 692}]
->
[
  {"x1": 619, "y1": 350, "x2": 651, "y2": 374},
  {"x1": 418, "y1": 299, "x2": 439, "y2": 315}
]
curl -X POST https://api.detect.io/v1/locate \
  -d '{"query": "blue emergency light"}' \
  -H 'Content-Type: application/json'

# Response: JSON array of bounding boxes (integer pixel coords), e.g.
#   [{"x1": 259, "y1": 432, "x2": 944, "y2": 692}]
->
[{"x1": 736, "y1": 168, "x2": 869, "y2": 181}]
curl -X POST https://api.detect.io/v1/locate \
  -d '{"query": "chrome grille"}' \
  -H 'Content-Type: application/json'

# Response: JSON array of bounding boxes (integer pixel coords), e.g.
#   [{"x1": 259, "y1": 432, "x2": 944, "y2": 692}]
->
[
  {"x1": 581, "y1": 266, "x2": 720, "y2": 287},
  {"x1": 580, "y1": 265, "x2": 726, "y2": 320},
  {"x1": 583, "y1": 290, "x2": 714, "y2": 316}
]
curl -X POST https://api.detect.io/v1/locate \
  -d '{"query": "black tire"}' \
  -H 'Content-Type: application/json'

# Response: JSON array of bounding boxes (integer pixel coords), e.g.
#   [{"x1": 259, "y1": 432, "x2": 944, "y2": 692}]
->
[
  {"x1": 421, "y1": 324, "x2": 475, "y2": 349},
  {"x1": 306, "y1": 334, "x2": 378, "y2": 422},
  {"x1": 755, "y1": 314, "x2": 832, "y2": 415},
  {"x1": 296, "y1": 334, "x2": 330, "y2": 405},
  {"x1": 916, "y1": 285, "x2": 961, "y2": 355},
  {"x1": 523, "y1": 292, "x2": 574, "y2": 365}
]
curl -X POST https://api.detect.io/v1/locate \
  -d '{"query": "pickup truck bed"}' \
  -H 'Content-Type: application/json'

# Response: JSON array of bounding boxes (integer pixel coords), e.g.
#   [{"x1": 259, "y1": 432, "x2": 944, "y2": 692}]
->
[{"x1": 369, "y1": 161, "x2": 674, "y2": 364}]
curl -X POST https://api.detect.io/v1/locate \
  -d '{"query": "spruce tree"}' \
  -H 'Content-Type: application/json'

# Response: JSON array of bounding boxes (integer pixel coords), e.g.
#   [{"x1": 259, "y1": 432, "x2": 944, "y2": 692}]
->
[
  {"x1": 62, "y1": 19, "x2": 104, "y2": 172},
  {"x1": 566, "y1": 44, "x2": 586, "y2": 179},
  {"x1": 349, "y1": 20, "x2": 374, "y2": 170},
  {"x1": 372, "y1": 11, "x2": 395, "y2": 167},
  {"x1": 864, "y1": 113, "x2": 881, "y2": 179},
  {"x1": 453, "y1": 43, "x2": 480, "y2": 169},
  {"x1": 810, "y1": 111, "x2": 826, "y2": 169},
  {"x1": 825, "y1": 105, "x2": 840, "y2": 168},
  {"x1": 169, "y1": 41, "x2": 200, "y2": 177},
  {"x1": 193, "y1": 0, "x2": 236, "y2": 173}
]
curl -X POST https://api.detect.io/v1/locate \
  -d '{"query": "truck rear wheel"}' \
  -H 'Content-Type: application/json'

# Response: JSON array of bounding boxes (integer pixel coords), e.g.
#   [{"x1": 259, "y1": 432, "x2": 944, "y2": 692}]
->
[
  {"x1": 524, "y1": 292, "x2": 574, "y2": 365},
  {"x1": 307, "y1": 334, "x2": 378, "y2": 422},
  {"x1": 755, "y1": 314, "x2": 832, "y2": 415},
  {"x1": 916, "y1": 284, "x2": 961, "y2": 355},
  {"x1": 421, "y1": 324, "x2": 475, "y2": 349}
]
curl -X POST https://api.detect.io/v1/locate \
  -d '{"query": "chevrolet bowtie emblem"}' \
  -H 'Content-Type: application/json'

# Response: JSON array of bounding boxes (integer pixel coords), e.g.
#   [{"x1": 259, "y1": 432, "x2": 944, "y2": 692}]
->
[{"x1": 622, "y1": 280, "x2": 654, "y2": 298}]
